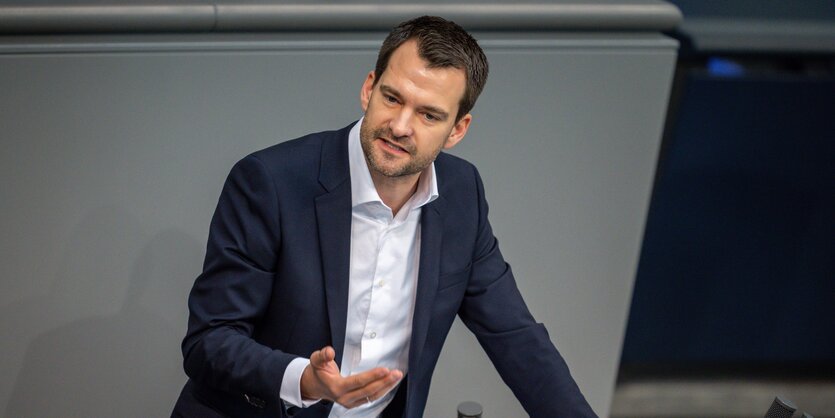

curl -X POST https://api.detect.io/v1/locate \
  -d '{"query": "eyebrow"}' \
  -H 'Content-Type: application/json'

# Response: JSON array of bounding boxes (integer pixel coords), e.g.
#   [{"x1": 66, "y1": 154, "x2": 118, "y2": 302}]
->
[{"x1": 379, "y1": 84, "x2": 450, "y2": 121}]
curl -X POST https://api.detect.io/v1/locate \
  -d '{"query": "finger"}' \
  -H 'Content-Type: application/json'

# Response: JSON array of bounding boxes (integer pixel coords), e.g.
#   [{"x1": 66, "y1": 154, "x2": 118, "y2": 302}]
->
[
  {"x1": 364, "y1": 370, "x2": 402, "y2": 398},
  {"x1": 364, "y1": 372, "x2": 401, "y2": 404},
  {"x1": 340, "y1": 367, "x2": 390, "y2": 391},
  {"x1": 333, "y1": 369, "x2": 392, "y2": 408},
  {"x1": 322, "y1": 346, "x2": 335, "y2": 362},
  {"x1": 310, "y1": 346, "x2": 335, "y2": 368},
  {"x1": 339, "y1": 370, "x2": 402, "y2": 408}
]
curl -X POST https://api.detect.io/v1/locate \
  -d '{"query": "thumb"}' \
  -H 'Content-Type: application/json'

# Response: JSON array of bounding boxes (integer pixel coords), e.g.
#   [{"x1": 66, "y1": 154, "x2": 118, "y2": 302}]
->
[
  {"x1": 311, "y1": 346, "x2": 335, "y2": 367},
  {"x1": 321, "y1": 346, "x2": 335, "y2": 363}
]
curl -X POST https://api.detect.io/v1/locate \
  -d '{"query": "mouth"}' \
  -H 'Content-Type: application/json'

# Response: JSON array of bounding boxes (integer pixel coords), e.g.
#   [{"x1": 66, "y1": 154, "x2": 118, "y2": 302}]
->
[{"x1": 379, "y1": 138, "x2": 409, "y2": 155}]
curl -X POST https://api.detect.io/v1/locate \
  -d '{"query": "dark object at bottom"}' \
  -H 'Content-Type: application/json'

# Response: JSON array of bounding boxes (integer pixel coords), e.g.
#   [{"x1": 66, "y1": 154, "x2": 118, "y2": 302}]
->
[
  {"x1": 457, "y1": 401, "x2": 483, "y2": 418},
  {"x1": 764, "y1": 396, "x2": 797, "y2": 418}
]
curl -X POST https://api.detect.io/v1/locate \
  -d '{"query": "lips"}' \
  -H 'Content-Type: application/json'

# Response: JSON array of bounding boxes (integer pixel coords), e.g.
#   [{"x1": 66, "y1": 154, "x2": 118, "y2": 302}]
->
[{"x1": 379, "y1": 138, "x2": 409, "y2": 154}]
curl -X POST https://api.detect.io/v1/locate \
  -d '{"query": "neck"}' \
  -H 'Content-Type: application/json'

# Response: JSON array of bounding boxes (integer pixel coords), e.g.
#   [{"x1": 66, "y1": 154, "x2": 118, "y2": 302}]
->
[{"x1": 370, "y1": 171, "x2": 420, "y2": 216}]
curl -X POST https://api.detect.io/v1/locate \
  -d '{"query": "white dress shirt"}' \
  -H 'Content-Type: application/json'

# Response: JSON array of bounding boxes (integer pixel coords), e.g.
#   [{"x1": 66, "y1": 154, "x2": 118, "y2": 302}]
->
[{"x1": 280, "y1": 118, "x2": 438, "y2": 417}]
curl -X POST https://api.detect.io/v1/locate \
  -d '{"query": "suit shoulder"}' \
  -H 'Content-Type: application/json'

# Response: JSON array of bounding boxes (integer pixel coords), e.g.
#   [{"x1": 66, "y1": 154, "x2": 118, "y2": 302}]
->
[
  {"x1": 242, "y1": 123, "x2": 352, "y2": 175},
  {"x1": 434, "y1": 151, "x2": 480, "y2": 187},
  {"x1": 250, "y1": 129, "x2": 330, "y2": 165}
]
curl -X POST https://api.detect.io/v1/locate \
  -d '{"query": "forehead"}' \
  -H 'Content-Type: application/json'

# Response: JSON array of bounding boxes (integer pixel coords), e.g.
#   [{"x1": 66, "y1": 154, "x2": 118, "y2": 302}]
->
[{"x1": 380, "y1": 40, "x2": 466, "y2": 113}]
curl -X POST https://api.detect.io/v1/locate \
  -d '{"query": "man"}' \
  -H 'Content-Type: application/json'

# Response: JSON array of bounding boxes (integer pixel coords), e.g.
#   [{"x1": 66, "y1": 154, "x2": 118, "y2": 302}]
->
[{"x1": 173, "y1": 16, "x2": 596, "y2": 418}]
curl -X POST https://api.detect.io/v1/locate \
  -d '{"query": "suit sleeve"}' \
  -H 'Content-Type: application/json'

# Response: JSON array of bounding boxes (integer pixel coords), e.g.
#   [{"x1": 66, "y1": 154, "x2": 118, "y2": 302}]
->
[
  {"x1": 181, "y1": 154, "x2": 297, "y2": 409},
  {"x1": 457, "y1": 165, "x2": 598, "y2": 418}
]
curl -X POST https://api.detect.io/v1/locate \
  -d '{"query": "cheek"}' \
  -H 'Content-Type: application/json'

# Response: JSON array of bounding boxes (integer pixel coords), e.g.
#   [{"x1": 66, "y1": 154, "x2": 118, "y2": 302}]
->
[
  {"x1": 416, "y1": 134, "x2": 449, "y2": 155},
  {"x1": 427, "y1": 127, "x2": 454, "y2": 146},
  {"x1": 363, "y1": 100, "x2": 385, "y2": 121}
]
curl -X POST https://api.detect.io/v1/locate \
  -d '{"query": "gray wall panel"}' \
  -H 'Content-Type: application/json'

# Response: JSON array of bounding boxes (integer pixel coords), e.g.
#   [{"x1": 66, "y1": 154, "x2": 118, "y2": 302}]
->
[{"x1": 0, "y1": 33, "x2": 676, "y2": 417}]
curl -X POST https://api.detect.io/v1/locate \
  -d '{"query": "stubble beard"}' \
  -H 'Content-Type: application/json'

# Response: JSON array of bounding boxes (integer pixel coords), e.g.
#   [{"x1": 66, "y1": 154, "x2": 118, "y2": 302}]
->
[{"x1": 359, "y1": 118, "x2": 442, "y2": 179}]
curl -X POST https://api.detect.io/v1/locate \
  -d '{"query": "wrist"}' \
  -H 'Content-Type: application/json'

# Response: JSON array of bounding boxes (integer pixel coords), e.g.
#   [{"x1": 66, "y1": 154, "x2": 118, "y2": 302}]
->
[{"x1": 300, "y1": 364, "x2": 319, "y2": 401}]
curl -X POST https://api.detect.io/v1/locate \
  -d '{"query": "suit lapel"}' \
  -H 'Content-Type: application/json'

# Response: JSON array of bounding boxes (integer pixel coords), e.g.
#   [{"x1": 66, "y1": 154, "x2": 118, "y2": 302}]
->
[
  {"x1": 315, "y1": 125, "x2": 353, "y2": 367},
  {"x1": 408, "y1": 196, "x2": 446, "y2": 377}
]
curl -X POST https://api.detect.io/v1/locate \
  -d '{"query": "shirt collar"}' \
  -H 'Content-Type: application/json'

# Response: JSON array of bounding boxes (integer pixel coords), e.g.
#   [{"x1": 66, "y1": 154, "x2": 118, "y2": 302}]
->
[{"x1": 348, "y1": 117, "x2": 439, "y2": 210}]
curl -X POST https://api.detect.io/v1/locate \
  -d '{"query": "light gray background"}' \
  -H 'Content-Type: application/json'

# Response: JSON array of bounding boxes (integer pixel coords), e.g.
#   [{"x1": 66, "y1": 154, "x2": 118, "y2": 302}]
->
[{"x1": 0, "y1": 31, "x2": 676, "y2": 417}]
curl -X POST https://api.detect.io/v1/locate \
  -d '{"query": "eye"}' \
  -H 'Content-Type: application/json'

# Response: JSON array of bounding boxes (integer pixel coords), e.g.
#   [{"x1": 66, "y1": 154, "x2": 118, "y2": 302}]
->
[
  {"x1": 384, "y1": 94, "x2": 398, "y2": 104},
  {"x1": 423, "y1": 113, "x2": 438, "y2": 122}
]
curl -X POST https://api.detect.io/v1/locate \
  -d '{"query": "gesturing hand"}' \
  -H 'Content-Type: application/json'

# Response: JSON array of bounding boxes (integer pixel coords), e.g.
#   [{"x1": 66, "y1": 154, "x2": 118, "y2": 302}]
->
[{"x1": 300, "y1": 346, "x2": 403, "y2": 409}]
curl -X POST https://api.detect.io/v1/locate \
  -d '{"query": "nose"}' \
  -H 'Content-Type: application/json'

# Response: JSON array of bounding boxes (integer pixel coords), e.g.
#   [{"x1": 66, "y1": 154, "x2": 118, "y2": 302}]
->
[{"x1": 389, "y1": 109, "x2": 414, "y2": 139}]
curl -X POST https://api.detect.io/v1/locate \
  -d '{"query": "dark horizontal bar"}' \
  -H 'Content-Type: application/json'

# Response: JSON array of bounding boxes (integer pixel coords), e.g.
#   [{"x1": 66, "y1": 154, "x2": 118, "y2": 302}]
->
[{"x1": 0, "y1": 1, "x2": 682, "y2": 34}]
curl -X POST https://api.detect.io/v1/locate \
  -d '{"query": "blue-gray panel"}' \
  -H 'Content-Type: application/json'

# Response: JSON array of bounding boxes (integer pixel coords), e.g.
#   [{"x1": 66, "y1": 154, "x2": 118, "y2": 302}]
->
[{"x1": 622, "y1": 74, "x2": 835, "y2": 367}]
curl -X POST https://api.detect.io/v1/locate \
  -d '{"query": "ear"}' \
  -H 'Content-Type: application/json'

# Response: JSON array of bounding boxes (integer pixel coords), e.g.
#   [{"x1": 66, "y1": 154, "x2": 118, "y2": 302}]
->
[
  {"x1": 360, "y1": 71, "x2": 376, "y2": 112},
  {"x1": 443, "y1": 113, "x2": 472, "y2": 150}
]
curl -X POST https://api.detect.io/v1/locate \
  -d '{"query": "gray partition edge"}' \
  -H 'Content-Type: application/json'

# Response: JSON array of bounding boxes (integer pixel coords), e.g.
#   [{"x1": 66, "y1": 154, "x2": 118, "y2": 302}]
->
[
  {"x1": 680, "y1": 18, "x2": 835, "y2": 53},
  {"x1": 0, "y1": 1, "x2": 682, "y2": 34},
  {"x1": 0, "y1": 32, "x2": 678, "y2": 54}
]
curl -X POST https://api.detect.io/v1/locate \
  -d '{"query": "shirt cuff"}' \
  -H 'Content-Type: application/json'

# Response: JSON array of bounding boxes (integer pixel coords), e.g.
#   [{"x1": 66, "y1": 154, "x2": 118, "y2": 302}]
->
[{"x1": 280, "y1": 357, "x2": 321, "y2": 408}]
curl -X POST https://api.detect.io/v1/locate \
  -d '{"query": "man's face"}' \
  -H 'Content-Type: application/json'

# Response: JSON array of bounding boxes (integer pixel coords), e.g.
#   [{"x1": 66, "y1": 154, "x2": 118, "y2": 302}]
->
[{"x1": 359, "y1": 39, "x2": 472, "y2": 182}]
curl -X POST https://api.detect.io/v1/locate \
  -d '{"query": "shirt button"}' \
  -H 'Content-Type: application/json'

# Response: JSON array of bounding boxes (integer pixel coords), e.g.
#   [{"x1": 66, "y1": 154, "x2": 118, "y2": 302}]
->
[
  {"x1": 369, "y1": 331, "x2": 377, "y2": 339},
  {"x1": 377, "y1": 280, "x2": 384, "y2": 287}
]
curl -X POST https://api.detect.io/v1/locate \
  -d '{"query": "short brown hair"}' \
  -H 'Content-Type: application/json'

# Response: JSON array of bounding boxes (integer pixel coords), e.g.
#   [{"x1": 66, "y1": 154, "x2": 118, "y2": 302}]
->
[{"x1": 374, "y1": 16, "x2": 489, "y2": 122}]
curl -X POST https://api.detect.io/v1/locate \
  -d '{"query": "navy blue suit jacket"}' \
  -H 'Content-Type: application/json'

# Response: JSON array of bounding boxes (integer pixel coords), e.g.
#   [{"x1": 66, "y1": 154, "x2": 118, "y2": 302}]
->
[{"x1": 172, "y1": 122, "x2": 596, "y2": 417}]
